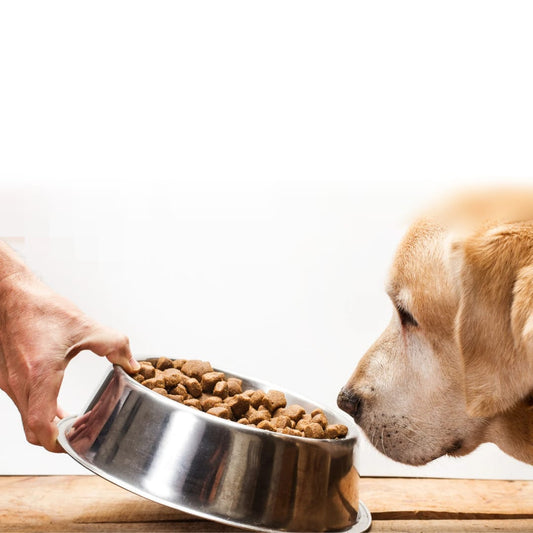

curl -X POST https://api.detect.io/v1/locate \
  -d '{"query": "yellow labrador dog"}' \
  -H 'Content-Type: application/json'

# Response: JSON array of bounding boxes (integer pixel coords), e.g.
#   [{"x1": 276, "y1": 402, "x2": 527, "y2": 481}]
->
[{"x1": 338, "y1": 189, "x2": 533, "y2": 466}]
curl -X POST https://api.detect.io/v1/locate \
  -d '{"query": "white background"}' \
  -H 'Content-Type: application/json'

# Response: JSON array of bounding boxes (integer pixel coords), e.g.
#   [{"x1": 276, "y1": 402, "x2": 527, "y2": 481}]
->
[{"x1": 1, "y1": 1, "x2": 533, "y2": 479}]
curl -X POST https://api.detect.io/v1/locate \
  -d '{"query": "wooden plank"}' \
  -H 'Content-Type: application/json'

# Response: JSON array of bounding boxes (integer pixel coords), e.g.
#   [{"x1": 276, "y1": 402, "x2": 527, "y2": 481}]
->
[
  {"x1": 1, "y1": 476, "x2": 533, "y2": 531},
  {"x1": 360, "y1": 477, "x2": 533, "y2": 519},
  {"x1": 0, "y1": 522, "x2": 240, "y2": 533},
  {"x1": 372, "y1": 519, "x2": 533, "y2": 532},
  {"x1": 0, "y1": 476, "x2": 244, "y2": 532}
]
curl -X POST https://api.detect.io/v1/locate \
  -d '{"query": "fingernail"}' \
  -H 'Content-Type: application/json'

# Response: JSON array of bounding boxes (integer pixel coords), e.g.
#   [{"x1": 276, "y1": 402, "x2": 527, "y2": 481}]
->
[{"x1": 130, "y1": 358, "x2": 141, "y2": 371}]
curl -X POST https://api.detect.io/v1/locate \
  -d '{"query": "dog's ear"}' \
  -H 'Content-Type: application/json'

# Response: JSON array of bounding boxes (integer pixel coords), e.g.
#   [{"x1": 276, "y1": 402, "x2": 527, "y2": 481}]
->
[{"x1": 452, "y1": 222, "x2": 533, "y2": 418}]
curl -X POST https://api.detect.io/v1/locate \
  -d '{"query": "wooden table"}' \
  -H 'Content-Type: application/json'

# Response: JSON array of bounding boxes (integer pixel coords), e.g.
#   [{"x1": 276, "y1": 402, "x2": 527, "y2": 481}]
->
[{"x1": 1, "y1": 476, "x2": 532, "y2": 532}]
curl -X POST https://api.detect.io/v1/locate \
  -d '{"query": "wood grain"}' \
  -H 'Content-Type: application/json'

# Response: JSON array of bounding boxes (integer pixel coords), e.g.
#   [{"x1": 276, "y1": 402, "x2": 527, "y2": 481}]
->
[
  {"x1": 371, "y1": 519, "x2": 533, "y2": 532},
  {"x1": 0, "y1": 476, "x2": 532, "y2": 531},
  {"x1": 360, "y1": 477, "x2": 533, "y2": 519}
]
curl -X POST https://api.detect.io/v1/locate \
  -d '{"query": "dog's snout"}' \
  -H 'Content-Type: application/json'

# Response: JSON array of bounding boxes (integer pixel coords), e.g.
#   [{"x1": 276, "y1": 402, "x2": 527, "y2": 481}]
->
[{"x1": 337, "y1": 388, "x2": 363, "y2": 422}]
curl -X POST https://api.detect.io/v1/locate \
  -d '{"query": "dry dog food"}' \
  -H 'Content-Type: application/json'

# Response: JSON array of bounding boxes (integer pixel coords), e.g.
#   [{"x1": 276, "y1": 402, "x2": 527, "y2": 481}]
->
[{"x1": 130, "y1": 357, "x2": 348, "y2": 440}]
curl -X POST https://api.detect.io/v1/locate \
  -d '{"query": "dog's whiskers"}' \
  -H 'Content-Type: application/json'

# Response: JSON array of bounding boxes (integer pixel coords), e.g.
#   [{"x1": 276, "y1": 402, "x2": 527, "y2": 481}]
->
[{"x1": 380, "y1": 426, "x2": 388, "y2": 456}]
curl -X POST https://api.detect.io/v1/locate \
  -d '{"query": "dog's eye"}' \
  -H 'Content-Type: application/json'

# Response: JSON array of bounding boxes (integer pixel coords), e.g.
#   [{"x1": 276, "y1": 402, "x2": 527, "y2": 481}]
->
[{"x1": 397, "y1": 306, "x2": 418, "y2": 327}]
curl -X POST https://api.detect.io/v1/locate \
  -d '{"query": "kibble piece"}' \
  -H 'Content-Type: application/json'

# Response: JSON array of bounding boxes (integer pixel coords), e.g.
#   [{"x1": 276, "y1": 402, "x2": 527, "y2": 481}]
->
[
  {"x1": 156, "y1": 357, "x2": 174, "y2": 371},
  {"x1": 243, "y1": 389, "x2": 256, "y2": 397},
  {"x1": 272, "y1": 415, "x2": 292, "y2": 430},
  {"x1": 213, "y1": 380, "x2": 229, "y2": 399},
  {"x1": 257, "y1": 420, "x2": 276, "y2": 431},
  {"x1": 263, "y1": 390, "x2": 287, "y2": 412},
  {"x1": 172, "y1": 359, "x2": 187, "y2": 369},
  {"x1": 283, "y1": 404, "x2": 306, "y2": 422},
  {"x1": 325, "y1": 424, "x2": 349, "y2": 439},
  {"x1": 207, "y1": 405, "x2": 231, "y2": 419},
  {"x1": 184, "y1": 377, "x2": 202, "y2": 398},
  {"x1": 132, "y1": 374, "x2": 145, "y2": 383},
  {"x1": 227, "y1": 377, "x2": 243, "y2": 396},
  {"x1": 138, "y1": 362, "x2": 156, "y2": 379},
  {"x1": 304, "y1": 422, "x2": 325, "y2": 439},
  {"x1": 311, "y1": 408, "x2": 324, "y2": 418},
  {"x1": 296, "y1": 414, "x2": 312, "y2": 431},
  {"x1": 278, "y1": 427, "x2": 304, "y2": 437},
  {"x1": 237, "y1": 418, "x2": 250, "y2": 425},
  {"x1": 225, "y1": 394, "x2": 251, "y2": 418},
  {"x1": 163, "y1": 368, "x2": 184, "y2": 389},
  {"x1": 246, "y1": 407, "x2": 271, "y2": 424},
  {"x1": 142, "y1": 376, "x2": 165, "y2": 390},
  {"x1": 169, "y1": 383, "x2": 189, "y2": 397},
  {"x1": 200, "y1": 395, "x2": 223, "y2": 411},
  {"x1": 201, "y1": 371, "x2": 226, "y2": 393},
  {"x1": 248, "y1": 390, "x2": 265, "y2": 409},
  {"x1": 181, "y1": 360, "x2": 213, "y2": 380},
  {"x1": 168, "y1": 394, "x2": 185, "y2": 403},
  {"x1": 184, "y1": 398, "x2": 202, "y2": 410},
  {"x1": 312, "y1": 413, "x2": 328, "y2": 429},
  {"x1": 153, "y1": 387, "x2": 168, "y2": 396}
]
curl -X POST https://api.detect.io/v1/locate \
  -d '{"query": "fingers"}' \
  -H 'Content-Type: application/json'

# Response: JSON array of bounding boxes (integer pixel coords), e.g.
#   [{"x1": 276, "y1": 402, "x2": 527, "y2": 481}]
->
[
  {"x1": 25, "y1": 370, "x2": 65, "y2": 453},
  {"x1": 3, "y1": 319, "x2": 137, "y2": 453},
  {"x1": 0, "y1": 373, "x2": 38, "y2": 445},
  {"x1": 27, "y1": 323, "x2": 138, "y2": 452},
  {"x1": 67, "y1": 325, "x2": 140, "y2": 373},
  {"x1": 1, "y1": 384, "x2": 40, "y2": 446},
  {"x1": 1, "y1": 360, "x2": 65, "y2": 452},
  {"x1": 1, "y1": 353, "x2": 67, "y2": 451}
]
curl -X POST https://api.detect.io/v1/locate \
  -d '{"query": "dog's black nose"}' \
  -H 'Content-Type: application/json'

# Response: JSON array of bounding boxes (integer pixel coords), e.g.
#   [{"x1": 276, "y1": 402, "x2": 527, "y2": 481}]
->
[{"x1": 337, "y1": 388, "x2": 363, "y2": 423}]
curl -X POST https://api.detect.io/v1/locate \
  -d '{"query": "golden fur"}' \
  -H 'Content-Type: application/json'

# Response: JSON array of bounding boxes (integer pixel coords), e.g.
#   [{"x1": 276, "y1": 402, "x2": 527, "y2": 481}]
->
[{"x1": 339, "y1": 188, "x2": 533, "y2": 465}]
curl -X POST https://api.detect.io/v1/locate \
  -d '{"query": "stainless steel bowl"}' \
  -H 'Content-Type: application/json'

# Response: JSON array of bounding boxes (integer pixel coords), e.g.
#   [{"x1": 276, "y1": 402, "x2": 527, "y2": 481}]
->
[{"x1": 58, "y1": 361, "x2": 371, "y2": 532}]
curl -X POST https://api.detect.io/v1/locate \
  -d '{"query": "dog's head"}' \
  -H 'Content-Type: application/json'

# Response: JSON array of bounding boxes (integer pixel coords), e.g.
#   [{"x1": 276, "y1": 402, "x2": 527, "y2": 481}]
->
[{"x1": 338, "y1": 189, "x2": 533, "y2": 465}]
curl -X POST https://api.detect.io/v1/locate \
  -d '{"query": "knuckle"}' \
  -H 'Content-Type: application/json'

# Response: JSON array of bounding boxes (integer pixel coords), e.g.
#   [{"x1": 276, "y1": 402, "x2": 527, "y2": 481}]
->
[
  {"x1": 25, "y1": 432, "x2": 39, "y2": 446},
  {"x1": 26, "y1": 412, "x2": 45, "y2": 433},
  {"x1": 116, "y1": 334, "x2": 130, "y2": 351}
]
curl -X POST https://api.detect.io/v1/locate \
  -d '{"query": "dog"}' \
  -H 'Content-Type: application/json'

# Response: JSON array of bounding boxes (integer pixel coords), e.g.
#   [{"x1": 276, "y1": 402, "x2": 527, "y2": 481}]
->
[{"x1": 338, "y1": 188, "x2": 533, "y2": 466}]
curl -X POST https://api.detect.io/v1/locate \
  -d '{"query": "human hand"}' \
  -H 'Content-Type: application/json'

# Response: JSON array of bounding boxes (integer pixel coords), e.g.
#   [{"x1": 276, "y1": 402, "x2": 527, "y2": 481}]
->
[{"x1": 0, "y1": 270, "x2": 140, "y2": 452}]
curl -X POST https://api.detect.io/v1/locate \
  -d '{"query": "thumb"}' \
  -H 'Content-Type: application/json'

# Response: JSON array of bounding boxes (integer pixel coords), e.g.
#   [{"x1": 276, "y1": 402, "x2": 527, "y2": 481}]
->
[{"x1": 67, "y1": 325, "x2": 140, "y2": 373}]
